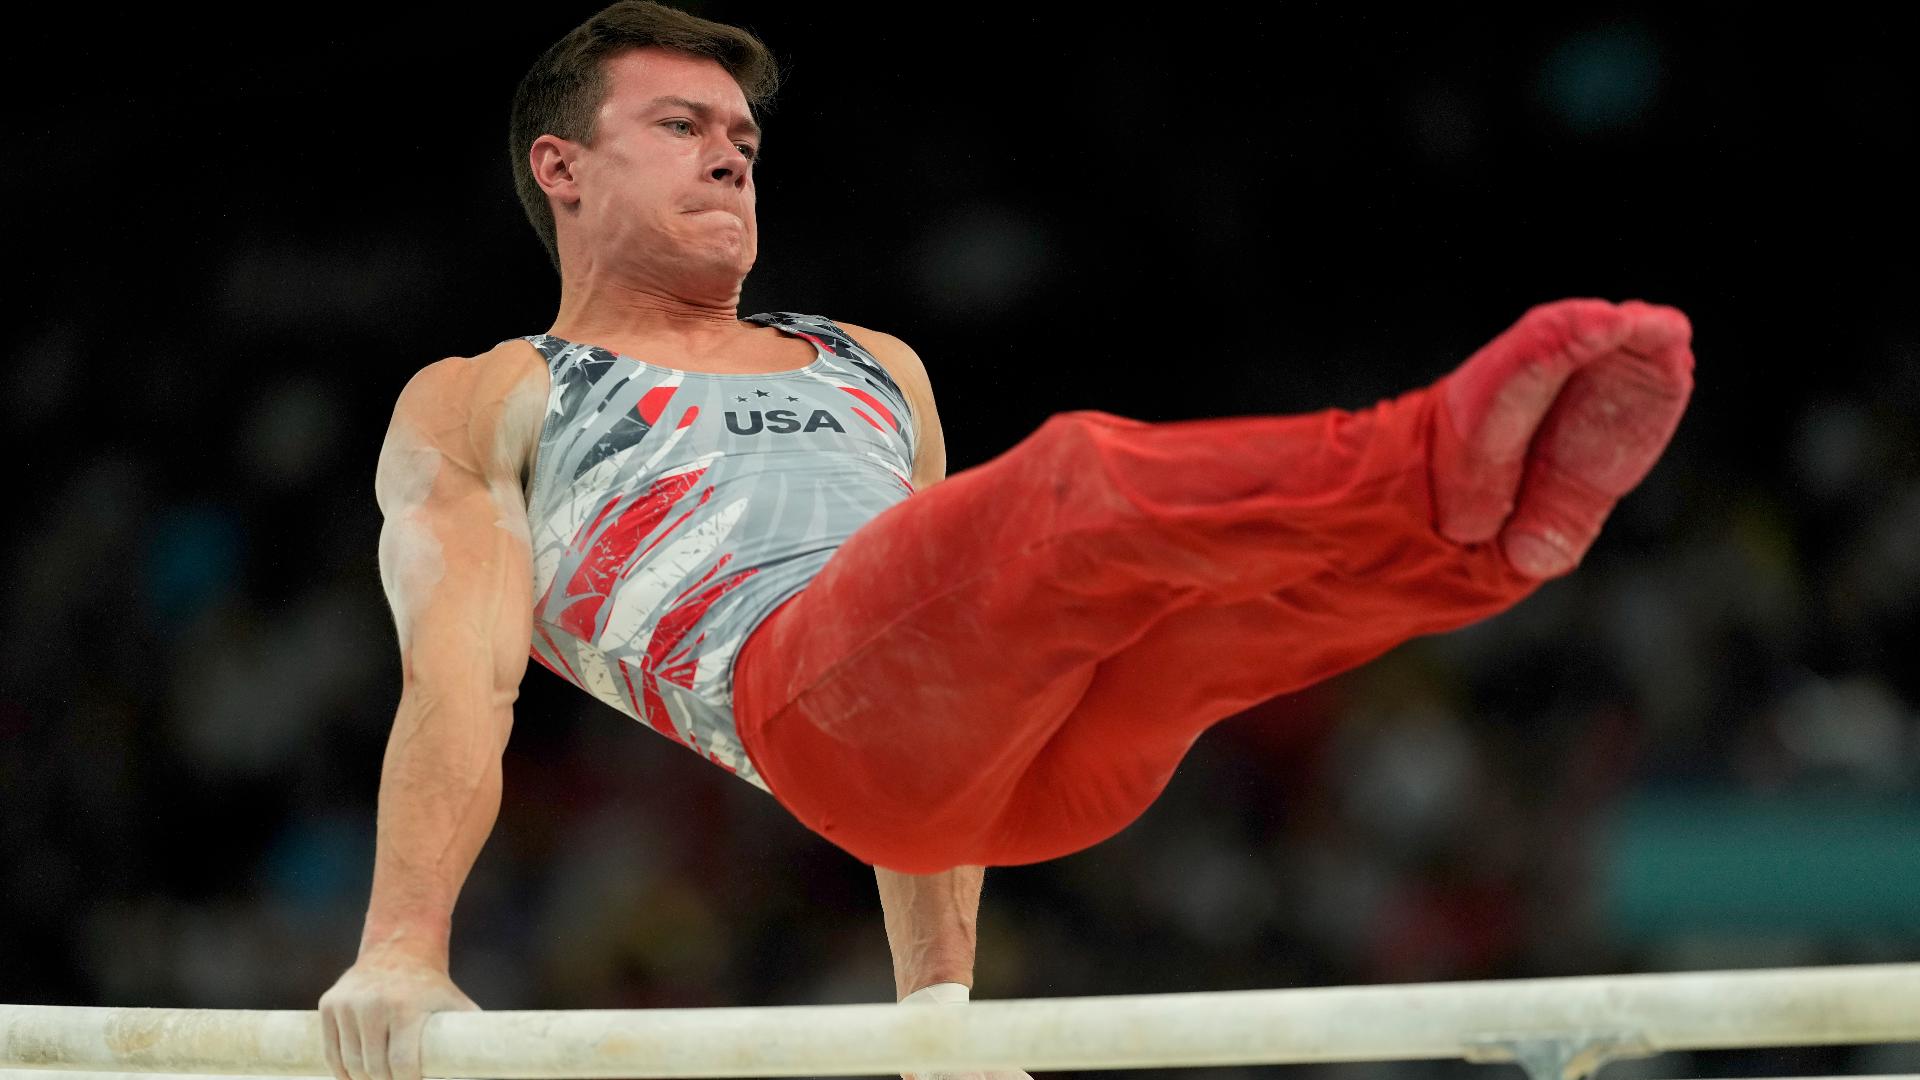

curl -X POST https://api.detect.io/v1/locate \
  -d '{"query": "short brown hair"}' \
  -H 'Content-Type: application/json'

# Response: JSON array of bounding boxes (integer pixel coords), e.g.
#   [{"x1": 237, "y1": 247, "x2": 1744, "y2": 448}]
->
[{"x1": 508, "y1": 1, "x2": 781, "y2": 274}]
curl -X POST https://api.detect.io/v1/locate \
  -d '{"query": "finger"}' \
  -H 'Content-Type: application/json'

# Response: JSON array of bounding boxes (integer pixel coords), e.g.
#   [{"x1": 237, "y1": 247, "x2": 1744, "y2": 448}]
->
[
  {"x1": 1433, "y1": 298, "x2": 1632, "y2": 543},
  {"x1": 356, "y1": 1011, "x2": 393, "y2": 1080},
  {"x1": 389, "y1": 1014, "x2": 425, "y2": 1080},
  {"x1": 336, "y1": 1007, "x2": 367, "y2": 1080},
  {"x1": 320, "y1": 1008, "x2": 350, "y2": 1080}
]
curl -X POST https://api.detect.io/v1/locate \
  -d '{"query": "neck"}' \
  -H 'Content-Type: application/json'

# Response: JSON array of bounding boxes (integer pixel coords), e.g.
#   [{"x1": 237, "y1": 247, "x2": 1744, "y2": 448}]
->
[{"x1": 549, "y1": 262, "x2": 748, "y2": 353}]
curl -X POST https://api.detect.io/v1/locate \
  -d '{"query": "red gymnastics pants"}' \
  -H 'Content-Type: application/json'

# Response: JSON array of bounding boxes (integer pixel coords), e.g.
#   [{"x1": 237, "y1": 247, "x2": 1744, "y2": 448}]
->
[{"x1": 731, "y1": 299, "x2": 1695, "y2": 874}]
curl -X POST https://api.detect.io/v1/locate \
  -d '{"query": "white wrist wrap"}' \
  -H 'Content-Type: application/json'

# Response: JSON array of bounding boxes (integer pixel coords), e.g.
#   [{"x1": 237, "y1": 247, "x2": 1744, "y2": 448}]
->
[{"x1": 900, "y1": 981, "x2": 971, "y2": 1005}]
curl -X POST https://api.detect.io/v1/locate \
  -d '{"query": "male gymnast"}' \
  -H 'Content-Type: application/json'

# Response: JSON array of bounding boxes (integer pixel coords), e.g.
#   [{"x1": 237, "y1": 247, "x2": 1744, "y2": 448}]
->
[{"x1": 318, "y1": 4, "x2": 1697, "y2": 1080}]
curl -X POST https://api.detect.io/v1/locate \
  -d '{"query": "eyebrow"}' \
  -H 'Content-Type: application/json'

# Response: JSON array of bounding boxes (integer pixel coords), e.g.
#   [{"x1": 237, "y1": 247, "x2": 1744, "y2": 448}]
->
[{"x1": 642, "y1": 95, "x2": 763, "y2": 143}]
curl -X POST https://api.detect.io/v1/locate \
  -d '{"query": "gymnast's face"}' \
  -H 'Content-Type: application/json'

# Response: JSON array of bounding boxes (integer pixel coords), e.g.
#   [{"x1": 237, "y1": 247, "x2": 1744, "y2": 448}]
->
[{"x1": 540, "y1": 47, "x2": 762, "y2": 296}]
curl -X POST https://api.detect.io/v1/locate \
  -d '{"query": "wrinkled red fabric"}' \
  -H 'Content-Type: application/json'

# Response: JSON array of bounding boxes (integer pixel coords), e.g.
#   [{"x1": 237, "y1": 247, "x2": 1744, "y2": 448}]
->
[{"x1": 732, "y1": 298, "x2": 1693, "y2": 873}]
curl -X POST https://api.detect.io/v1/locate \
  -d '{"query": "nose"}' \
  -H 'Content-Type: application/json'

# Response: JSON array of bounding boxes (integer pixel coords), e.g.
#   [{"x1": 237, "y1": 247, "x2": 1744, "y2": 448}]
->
[{"x1": 709, "y1": 144, "x2": 751, "y2": 187}]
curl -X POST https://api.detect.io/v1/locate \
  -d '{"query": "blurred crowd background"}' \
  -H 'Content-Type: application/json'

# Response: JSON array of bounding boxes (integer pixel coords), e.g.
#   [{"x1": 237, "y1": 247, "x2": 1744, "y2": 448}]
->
[{"x1": 5, "y1": 4, "x2": 1918, "y2": 1079}]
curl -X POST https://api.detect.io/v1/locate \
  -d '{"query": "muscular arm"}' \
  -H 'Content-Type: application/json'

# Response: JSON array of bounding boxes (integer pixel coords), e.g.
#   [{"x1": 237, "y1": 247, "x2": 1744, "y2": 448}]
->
[
  {"x1": 362, "y1": 349, "x2": 546, "y2": 967},
  {"x1": 832, "y1": 320, "x2": 984, "y2": 1000},
  {"x1": 875, "y1": 864, "x2": 983, "y2": 999}
]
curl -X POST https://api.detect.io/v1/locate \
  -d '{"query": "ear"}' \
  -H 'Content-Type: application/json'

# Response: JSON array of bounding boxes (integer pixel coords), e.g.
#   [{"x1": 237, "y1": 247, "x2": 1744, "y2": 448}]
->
[{"x1": 529, "y1": 134, "x2": 581, "y2": 207}]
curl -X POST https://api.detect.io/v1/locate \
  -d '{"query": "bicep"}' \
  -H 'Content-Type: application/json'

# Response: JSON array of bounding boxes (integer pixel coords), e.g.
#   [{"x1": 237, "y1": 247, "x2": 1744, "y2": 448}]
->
[{"x1": 376, "y1": 360, "x2": 535, "y2": 698}]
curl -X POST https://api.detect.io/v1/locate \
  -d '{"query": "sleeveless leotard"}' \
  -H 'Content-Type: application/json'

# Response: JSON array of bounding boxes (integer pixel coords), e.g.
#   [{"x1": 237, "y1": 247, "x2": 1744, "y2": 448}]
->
[{"x1": 517, "y1": 312, "x2": 918, "y2": 793}]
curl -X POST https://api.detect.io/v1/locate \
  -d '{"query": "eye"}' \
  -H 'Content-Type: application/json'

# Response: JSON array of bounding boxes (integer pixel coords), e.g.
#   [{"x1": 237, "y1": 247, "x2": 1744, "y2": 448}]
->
[
  {"x1": 736, "y1": 143, "x2": 759, "y2": 161},
  {"x1": 665, "y1": 119, "x2": 694, "y2": 135}
]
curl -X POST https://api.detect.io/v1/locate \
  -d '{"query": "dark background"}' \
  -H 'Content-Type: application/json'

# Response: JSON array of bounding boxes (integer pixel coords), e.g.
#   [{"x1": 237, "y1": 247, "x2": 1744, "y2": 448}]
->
[{"x1": 5, "y1": 4, "x2": 1919, "y2": 1079}]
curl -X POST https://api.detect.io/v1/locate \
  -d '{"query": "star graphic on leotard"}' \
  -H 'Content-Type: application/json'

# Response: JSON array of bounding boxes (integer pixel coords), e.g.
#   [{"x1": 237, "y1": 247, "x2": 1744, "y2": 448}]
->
[
  {"x1": 735, "y1": 395, "x2": 747, "y2": 402},
  {"x1": 786, "y1": 395, "x2": 799, "y2": 402},
  {"x1": 754, "y1": 389, "x2": 771, "y2": 397}
]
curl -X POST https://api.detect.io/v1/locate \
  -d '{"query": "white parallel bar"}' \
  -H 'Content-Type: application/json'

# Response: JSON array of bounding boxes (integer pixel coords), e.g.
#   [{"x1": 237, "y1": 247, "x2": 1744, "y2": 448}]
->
[
  {"x1": 1, "y1": 1068, "x2": 487, "y2": 1076},
  {"x1": 3, "y1": 963, "x2": 1920, "y2": 1078},
  {"x1": 22, "y1": 1060, "x2": 1915, "y2": 1078}
]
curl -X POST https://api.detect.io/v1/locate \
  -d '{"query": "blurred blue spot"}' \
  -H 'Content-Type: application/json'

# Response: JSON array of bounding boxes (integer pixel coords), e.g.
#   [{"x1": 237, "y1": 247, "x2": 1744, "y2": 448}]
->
[
  {"x1": 144, "y1": 505, "x2": 245, "y2": 627},
  {"x1": 261, "y1": 815, "x2": 373, "y2": 914},
  {"x1": 1601, "y1": 790, "x2": 1920, "y2": 939},
  {"x1": 1538, "y1": 23, "x2": 1664, "y2": 134}
]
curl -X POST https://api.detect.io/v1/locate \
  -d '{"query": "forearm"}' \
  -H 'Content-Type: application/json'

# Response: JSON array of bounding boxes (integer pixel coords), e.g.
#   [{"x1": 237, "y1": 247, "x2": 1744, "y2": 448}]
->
[
  {"x1": 875, "y1": 863, "x2": 984, "y2": 1000},
  {"x1": 358, "y1": 682, "x2": 513, "y2": 969}
]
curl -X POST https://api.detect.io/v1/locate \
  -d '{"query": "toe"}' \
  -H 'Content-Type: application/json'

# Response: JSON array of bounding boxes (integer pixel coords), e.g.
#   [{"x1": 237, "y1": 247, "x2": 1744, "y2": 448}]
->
[
  {"x1": 1498, "y1": 453, "x2": 1619, "y2": 580},
  {"x1": 1535, "y1": 342, "x2": 1694, "y2": 499},
  {"x1": 1433, "y1": 298, "x2": 1631, "y2": 544},
  {"x1": 1616, "y1": 300, "x2": 1696, "y2": 367}
]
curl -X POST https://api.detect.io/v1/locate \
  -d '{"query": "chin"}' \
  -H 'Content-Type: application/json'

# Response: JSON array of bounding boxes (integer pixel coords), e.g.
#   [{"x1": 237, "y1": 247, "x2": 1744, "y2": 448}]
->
[
  {"x1": 678, "y1": 258, "x2": 754, "y2": 299},
  {"x1": 693, "y1": 241, "x2": 755, "y2": 277}
]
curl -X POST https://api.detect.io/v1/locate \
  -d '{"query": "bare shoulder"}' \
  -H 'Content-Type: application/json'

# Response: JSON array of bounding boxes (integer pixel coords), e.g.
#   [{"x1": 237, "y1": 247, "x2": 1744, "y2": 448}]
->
[
  {"x1": 382, "y1": 340, "x2": 551, "y2": 493},
  {"x1": 830, "y1": 318, "x2": 948, "y2": 488},
  {"x1": 829, "y1": 319, "x2": 924, "y2": 382},
  {"x1": 831, "y1": 318, "x2": 938, "y2": 413}
]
